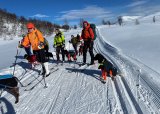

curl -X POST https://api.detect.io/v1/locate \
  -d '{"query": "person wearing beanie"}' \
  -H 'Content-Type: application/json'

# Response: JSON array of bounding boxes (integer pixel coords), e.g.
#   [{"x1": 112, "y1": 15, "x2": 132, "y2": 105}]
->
[{"x1": 21, "y1": 22, "x2": 50, "y2": 76}]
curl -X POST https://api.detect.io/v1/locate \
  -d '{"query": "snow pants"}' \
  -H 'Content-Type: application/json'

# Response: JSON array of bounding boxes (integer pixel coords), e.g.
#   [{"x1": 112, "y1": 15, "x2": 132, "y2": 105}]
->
[
  {"x1": 24, "y1": 47, "x2": 32, "y2": 56},
  {"x1": 33, "y1": 49, "x2": 47, "y2": 63},
  {"x1": 83, "y1": 41, "x2": 94, "y2": 64},
  {"x1": 56, "y1": 46, "x2": 65, "y2": 61}
]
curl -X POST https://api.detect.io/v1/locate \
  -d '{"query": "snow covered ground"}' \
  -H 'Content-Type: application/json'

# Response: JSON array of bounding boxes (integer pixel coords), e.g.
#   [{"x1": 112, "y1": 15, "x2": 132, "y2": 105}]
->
[{"x1": 0, "y1": 20, "x2": 160, "y2": 114}]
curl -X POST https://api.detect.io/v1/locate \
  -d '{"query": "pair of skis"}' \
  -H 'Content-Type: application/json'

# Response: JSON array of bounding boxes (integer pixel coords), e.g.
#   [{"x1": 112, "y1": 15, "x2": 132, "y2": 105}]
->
[{"x1": 24, "y1": 67, "x2": 59, "y2": 91}]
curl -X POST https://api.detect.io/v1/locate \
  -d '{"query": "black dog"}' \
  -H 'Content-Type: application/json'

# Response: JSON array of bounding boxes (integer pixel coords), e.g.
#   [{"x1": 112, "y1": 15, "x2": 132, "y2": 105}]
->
[
  {"x1": 45, "y1": 52, "x2": 54, "y2": 60},
  {"x1": 94, "y1": 53, "x2": 117, "y2": 82}
]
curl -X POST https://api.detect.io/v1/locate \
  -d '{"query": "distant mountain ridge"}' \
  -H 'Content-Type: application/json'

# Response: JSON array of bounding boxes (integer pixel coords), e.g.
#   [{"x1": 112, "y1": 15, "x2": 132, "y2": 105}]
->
[{"x1": 0, "y1": 8, "x2": 55, "y2": 40}]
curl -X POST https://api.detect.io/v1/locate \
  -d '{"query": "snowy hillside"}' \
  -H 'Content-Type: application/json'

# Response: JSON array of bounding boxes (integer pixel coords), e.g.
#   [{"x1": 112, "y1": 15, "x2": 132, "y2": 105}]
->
[
  {"x1": 122, "y1": 16, "x2": 141, "y2": 22},
  {"x1": 141, "y1": 12, "x2": 160, "y2": 22},
  {"x1": 0, "y1": 22, "x2": 23, "y2": 40},
  {"x1": 0, "y1": 20, "x2": 160, "y2": 114},
  {"x1": 122, "y1": 12, "x2": 160, "y2": 25}
]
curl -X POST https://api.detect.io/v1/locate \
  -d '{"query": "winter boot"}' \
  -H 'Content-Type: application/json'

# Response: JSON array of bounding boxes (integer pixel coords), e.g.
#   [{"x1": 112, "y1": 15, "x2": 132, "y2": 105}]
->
[{"x1": 44, "y1": 62, "x2": 50, "y2": 77}]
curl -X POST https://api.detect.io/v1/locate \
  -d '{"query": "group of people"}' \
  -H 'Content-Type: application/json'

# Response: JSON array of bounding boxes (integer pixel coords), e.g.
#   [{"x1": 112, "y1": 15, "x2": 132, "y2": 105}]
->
[
  {"x1": 0, "y1": 20, "x2": 118, "y2": 104},
  {"x1": 53, "y1": 21, "x2": 95, "y2": 65}
]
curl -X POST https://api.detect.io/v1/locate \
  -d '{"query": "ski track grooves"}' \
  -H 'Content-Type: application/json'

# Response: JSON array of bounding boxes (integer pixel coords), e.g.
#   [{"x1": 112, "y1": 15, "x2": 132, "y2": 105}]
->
[
  {"x1": 139, "y1": 74, "x2": 160, "y2": 111},
  {"x1": 95, "y1": 28, "x2": 141, "y2": 114},
  {"x1": 110, "y1": 77, "x2": 124, "y2": 114},
  {"x1": 3, "y1": 28, "x2": 160, "y2": 114},
  {"x1": 116, "y1": 75, "x2": 138, "y2": 114}
]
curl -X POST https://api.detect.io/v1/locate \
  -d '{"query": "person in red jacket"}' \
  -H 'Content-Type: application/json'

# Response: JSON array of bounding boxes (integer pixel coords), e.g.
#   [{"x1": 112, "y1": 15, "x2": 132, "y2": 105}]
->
[{"x1": 81, "y1": 21, "x2": 94, "y2": 65}]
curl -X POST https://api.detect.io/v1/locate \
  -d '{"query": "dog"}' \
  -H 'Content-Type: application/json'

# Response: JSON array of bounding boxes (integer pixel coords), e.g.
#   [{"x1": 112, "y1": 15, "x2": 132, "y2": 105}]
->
[
  {"x1": 45, "y1": 52, "x2": 54, "y2": 60},
  {"x1": 94, "y1": 53, "x2": 117, "y2": 83},
  {"x1": 78, "y1": 43, "x2": 84, "y2": 56},
  {"x1": 0, "y1": 75, "x2": 19, "y2": 104},
  {"x1": 24, "y1": 54, "x2": 39, "y2": 68},
  {"x1": 64, "y1": 49, "x2": 77, "y2": 61}
]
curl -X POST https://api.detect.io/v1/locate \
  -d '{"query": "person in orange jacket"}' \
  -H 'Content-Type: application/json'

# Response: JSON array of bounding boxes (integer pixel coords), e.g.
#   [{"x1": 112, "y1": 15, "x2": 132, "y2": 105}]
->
[
  {"x1": 81, "y1": 21, "x2": 94, "y2": 65},
  {"x1": 21, "y1": 23, "x2": 50, "y2": 76}
]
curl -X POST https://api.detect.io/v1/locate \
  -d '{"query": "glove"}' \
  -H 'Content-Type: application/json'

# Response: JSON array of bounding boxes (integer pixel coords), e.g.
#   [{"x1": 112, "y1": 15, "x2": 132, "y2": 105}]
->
[{"x1": 38, "y1": 42, "x2": 44, "y2": 49}]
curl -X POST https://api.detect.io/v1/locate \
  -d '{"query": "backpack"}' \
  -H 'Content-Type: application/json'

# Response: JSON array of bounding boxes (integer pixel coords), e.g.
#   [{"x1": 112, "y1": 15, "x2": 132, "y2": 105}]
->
[
  {"x1": 35, "y1": 32, "x2": 48, "y2": 47},
  {"x1": 89, "y1": 24, "x2": 97, "y2": 40}
]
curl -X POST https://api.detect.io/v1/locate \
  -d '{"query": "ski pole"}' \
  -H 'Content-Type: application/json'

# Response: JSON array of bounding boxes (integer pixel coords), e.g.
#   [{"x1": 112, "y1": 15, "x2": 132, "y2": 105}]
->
[
  {"x1": 14, "y1": 77, "x2": 25, "y2": 87},
  {"x1": 12, "y1": 46, "x2": 25, "y2": 87},
  {"x1": 13, "y1": 46, "x2": 19, "y2": 76},
  {"x1": 43, "y1": 75, "x2": 48, "y2": 88}
]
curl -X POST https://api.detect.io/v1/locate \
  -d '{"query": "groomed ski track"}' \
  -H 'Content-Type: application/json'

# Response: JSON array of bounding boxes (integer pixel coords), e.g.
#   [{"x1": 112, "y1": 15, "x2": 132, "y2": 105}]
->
[{"x1": 0, "y1": 28, "x2": 160, "y2": 114}]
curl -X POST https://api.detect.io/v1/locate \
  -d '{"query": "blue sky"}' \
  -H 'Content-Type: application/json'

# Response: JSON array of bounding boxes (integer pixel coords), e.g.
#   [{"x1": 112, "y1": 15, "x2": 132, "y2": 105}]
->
[{"x1": 0, "y1": 0, "x2": 160, "y2": 25}]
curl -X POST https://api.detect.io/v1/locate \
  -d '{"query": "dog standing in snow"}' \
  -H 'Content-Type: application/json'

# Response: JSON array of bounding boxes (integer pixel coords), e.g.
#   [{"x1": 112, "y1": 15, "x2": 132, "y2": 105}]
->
[{"x1": 94, "y1": 53, "x2": 117, "y2": 83}]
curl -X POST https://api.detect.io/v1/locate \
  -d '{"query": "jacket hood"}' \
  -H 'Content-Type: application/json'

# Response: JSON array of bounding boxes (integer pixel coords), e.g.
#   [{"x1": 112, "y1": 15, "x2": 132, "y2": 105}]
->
[
  {"x1": 83, "y1": 21, "x2": 90, "y2": 29},
  {"x1": 83, "y1": 21, "x2": 89, "y2": 25}
]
